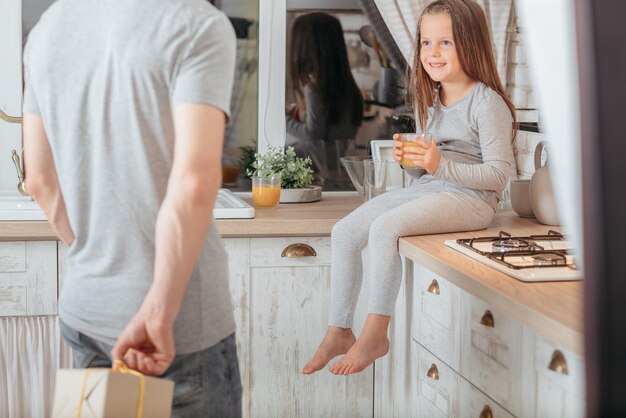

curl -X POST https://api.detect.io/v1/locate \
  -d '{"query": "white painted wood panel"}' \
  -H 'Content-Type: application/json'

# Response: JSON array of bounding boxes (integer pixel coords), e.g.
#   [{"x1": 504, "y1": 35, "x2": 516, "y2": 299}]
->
[
  {"x1": 225, "y1": 236, "x2": 373, "y2": 417},
  {"x1": 223, "y1": 237, "x2": 252, "y2": 417},
  {"x1": 415, "y1": 342, "x2": 460, "y2": 418},
  {"x1": 373, "y1": 257, "x2": 418, "y2": 418},
  {"x1": 249, "y1": 236, "x2": 331, "y2": 267},
  {"x1": 457, "y1": 377, "x2": 515, "y2": 418},
  {"x1": 247, "y1": 246, "x2": 372, "y2": 416},
  {"x1": 532, "y1": 333, "x2": 585, "y2": 418},
  {"x1": 412, "y1": 265, "x2": 461, "y2": 370},
  {"x1": 0, "y1": 242, "x2": 26, "y2": 272},
  {"x1": 460, "y1": 293, "x2": 523, "y2": 416},
  {"x1": 0, "y1": 241, "x2": 57, "y2": 316}
]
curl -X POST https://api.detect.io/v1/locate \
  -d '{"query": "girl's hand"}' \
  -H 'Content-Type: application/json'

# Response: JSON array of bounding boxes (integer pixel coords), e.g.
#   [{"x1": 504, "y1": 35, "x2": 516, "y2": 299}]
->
[
  {"x1": 392, "y1": 133, "x2": 404, "y2": 163},
  {"x1": 403, "y1": 135, "x2": 440, "y2": 174}
]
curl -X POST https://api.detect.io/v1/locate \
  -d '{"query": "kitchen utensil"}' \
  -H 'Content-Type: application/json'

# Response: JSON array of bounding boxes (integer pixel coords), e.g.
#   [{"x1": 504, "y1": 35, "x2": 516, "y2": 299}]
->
[
  {"x1": 529, "y1": 142, "x2": 560, "y2": 225},
  {"x1": 510, "y1": 179, "x2": 534, "y2": 218},
  {"x1": 340, "y1": 156, "x2": 387, "y2": 201}
]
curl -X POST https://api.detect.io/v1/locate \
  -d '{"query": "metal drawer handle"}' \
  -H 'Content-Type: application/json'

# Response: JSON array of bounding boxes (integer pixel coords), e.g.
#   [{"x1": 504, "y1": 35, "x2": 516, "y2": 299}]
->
[
  {"x1": 281, "y1": 243, "x2": 317, "y2": 258},
  {"x1": 479, "y1": 405, "x2": 493, "y2": 418},
  {"x1": 0, "y1": 109, "x2": 22, "y2": 124},
  {"x1": 548, "y1": 350, "x2": 569, "y2": 375},
  {"x1": 427, "y1": 279, "x2": 440, "y2": 295},
  {"x1": 426, "y1": 363, "x2": 439, "y2": 380},
  {"x1": 480, "y1": 310, "x2": 495, "y2": 327}
]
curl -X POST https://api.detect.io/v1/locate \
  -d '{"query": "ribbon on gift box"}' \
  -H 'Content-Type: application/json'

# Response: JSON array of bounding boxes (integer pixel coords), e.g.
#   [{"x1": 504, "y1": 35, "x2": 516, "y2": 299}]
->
[{"x1": 75, "y1": 360, "x2": 145, "y2": 418}]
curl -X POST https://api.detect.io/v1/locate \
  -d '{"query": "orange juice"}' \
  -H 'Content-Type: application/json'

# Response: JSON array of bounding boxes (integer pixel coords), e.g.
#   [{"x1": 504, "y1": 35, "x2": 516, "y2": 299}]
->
[
  {"x1": 252, "y1": 185, "x2": 281, "y2": 208},
  {"x1": 401, "y1": 140, "x2": 418, "y2": 167}
]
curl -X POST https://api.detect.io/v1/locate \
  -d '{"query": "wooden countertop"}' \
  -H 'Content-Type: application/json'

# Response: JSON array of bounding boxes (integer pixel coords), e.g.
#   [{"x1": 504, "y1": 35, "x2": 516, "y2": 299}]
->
[
  {"x1": 217, "y1": 193, "x2": 362, "y2": 237},
  {"x1": 0, "y1": 195, "x2": 583, "y2": 354},
  {"x1": 0, "y1": 193, "x2": 363, "y2": 240},
  {"x1": 399, "y1": 211, "x2": 584, "y2": 354}
]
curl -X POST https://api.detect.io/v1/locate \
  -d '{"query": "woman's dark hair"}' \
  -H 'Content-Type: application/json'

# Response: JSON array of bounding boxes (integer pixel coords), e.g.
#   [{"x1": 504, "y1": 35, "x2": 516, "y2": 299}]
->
[{"x1": 289, "y1": 12, "x2": 363, "y2": 127}]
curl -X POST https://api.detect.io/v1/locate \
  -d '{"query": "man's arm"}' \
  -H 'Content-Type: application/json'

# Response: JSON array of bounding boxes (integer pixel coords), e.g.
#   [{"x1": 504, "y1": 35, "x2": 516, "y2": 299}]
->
[
  {"x1": 111, "y1": 103, "x2": 225, "y2": 375},
  {"x1": 23, "y1": 114, "x2": 75, "y2": 246}
]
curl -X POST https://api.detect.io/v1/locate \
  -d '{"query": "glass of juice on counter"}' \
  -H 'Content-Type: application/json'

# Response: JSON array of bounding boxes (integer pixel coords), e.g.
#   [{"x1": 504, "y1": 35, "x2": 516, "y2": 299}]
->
[
  {"x1": 252, "y1": 176, "x2": 281, "y2": 208},
  {"x1": 399, "y1": 133, "x2": 433, "y2": 167}
]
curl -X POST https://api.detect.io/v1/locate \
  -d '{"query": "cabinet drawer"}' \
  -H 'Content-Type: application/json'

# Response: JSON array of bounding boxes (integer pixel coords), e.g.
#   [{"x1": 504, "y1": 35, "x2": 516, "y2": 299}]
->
[
  {"x1": 415, "y1": 342, "x2": 460, "y2": 418},
  {"x1": 249, "y1": 237, "x2": 331, "y2": 267},
  {"x1": 413, "y1": 265, "x2": 461, "y2": 369},
  {"x1": 415, "y1": 341, "x2": 515, "y2": 418},
  {"x1": 533, "y1": 333, "x2": 585, "y2": 418},
  {"x1": 0, "y1": 242, "x2": 57, "y2": 316},
  {"x1": 458, "y1": 378, "x2": 515, "y2": 418},
  {"x1": 461, "y1": 293, "x2": 523, "y2": 416}
]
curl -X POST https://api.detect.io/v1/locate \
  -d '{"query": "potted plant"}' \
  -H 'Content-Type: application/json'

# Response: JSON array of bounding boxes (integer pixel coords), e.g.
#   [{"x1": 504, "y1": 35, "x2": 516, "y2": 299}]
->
[{"x1": 247, "y1": 146, "x2": 321, "y2": 202}]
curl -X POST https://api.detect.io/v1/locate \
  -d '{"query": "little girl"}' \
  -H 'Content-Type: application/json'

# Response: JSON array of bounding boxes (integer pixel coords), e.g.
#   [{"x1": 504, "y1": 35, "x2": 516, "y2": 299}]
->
[{"x1": 303, "y1": 0, "x2": 517, "y2": 376}]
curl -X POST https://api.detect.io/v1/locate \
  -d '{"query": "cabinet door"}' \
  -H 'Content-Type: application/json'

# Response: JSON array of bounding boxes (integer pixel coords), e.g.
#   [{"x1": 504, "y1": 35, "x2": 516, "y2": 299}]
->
[
  {"x1": 532, "y1": 333, "x2": 585, "y2": 418},
  {"x1": 0, "y1": 0, "x2": 23, "y2": 192},
  {"x1": 412, "y1": 265, "x2": 462, "y2": 370},
  {"x1": 228, "y1": 237, "x2": 373, "y2": 418},
  {"x1": 460, "y1": 293, "x2": 524, "y2": 416},
  {"x1": 0, "y1": 241, "x2": 57, "y2": 316}
]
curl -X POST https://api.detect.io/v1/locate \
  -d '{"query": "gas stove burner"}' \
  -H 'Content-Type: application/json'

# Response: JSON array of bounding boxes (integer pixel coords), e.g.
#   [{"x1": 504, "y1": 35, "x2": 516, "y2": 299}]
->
[
  {"x1": 532, "y1": 253, "x2": 567, "y2": 266},
  {"x1": 492, "y1": 238, "x2": 538, "y2": 252}
]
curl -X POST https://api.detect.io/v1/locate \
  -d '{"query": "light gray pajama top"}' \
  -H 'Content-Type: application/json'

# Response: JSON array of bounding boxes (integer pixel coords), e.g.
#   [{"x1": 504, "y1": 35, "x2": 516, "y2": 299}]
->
[{"x1": 330, "y1": 82, "x2": 516, "y2": 327}]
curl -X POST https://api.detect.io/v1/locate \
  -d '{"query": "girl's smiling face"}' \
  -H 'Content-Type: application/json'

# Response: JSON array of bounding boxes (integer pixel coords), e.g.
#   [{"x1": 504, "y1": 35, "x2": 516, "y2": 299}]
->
[{"x1": 419, "y1": 13, "x2": 467, "y2": 85}]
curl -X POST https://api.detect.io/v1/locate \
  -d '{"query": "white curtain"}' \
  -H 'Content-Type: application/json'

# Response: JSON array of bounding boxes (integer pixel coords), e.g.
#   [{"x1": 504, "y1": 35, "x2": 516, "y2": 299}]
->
[
  {"x1": 0, "y1": 316, "x2": 72, "y2": 418},
  {"x1": 373, "y1": 0, "x2": 513, "y2": 84}
]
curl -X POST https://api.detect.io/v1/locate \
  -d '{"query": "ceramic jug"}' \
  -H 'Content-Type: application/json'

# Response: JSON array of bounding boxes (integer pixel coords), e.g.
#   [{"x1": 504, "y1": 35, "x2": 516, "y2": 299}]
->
[{"x1": 529, "y1": 142, "x2": 560, "y2": 225}]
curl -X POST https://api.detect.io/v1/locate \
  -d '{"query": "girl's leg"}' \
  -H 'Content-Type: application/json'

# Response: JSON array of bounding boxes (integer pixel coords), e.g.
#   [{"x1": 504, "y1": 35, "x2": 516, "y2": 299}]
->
[
  {"x1": 302, "y1": 192, "x2": 403, "y2": 375},
  {"x1": 330, "y1": 190, "x2": 494, "y2": 375}
]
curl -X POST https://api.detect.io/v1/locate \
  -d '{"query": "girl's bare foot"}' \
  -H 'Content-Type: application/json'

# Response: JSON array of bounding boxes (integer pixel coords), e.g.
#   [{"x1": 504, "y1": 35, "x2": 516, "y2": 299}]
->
[
  {"x1": 302, "y1": 327, "x2": 356, "y2": 375},
  {"x1": 329, "y1": 314, "x2": 390, "y2": 375}
]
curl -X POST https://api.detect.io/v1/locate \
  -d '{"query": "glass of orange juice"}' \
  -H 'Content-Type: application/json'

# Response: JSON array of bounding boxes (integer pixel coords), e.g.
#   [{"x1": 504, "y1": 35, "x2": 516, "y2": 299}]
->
[
  {"x1": 252, "y1": 176, "x2": 281, "y2": 208},
  {"x1": 399, "y1": 133, "x2": 433, "y2": 167}
]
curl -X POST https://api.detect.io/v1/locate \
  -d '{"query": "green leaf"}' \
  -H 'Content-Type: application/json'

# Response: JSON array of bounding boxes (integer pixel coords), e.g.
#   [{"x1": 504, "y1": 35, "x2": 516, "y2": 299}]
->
[{"x1": 247, "y1": 146, "x2": 314, "y2": 189}]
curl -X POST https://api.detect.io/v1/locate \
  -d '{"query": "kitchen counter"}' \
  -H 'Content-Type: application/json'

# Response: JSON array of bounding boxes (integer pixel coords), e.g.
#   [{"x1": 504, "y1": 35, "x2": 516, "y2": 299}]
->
[
  {"x1": 0, "y1": 196, "x2": 583, "y2": 354},
  {"x1": 0, "y1": 193, "x2": 363, "y2": 240},
  {"x1": 399, "y1": 211, "x2": 584, "y2": 354}
]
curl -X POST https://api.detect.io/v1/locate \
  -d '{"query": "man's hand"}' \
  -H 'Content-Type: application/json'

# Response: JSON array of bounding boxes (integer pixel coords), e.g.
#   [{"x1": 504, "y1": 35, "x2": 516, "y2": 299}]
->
[{"x1": 111, "y1": 297, "x2": 176, "y2": 376}]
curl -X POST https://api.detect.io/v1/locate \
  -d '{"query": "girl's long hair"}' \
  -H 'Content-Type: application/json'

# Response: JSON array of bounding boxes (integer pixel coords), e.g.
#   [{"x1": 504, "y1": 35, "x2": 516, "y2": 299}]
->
[
  {"x1": 411, "y1": 0, "x2": 516, "y2": 137},
  {"x1": 289, "y1": 12, "x2": 363, "y2": 127}
]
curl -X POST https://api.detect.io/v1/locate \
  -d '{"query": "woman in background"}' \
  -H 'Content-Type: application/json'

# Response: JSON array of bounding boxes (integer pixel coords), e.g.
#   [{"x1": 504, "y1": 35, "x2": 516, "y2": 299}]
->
[{"x1": 286, "y1": 12, "x2": 363, "y2": 186}]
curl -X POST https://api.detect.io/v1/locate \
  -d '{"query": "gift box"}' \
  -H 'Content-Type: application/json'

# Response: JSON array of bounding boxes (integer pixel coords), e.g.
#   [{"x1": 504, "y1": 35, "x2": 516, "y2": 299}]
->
[{"x1": 51, "y1": 361, "x2": 174, "y2": 418}]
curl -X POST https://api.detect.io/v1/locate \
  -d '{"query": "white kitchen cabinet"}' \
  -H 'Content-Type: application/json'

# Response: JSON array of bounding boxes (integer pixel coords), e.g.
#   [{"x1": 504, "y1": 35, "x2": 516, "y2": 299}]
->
[
  {"x1": 412, "y1": 264, "x2": 462, "y2": 371},
  {"x1": 224, "y1": 236, "x2": 373, "y2": 418},
  {"x1": 531, "y1": 332, "x2": 585, "y2": 418},
  {"x1": 376, "y1": 259, "x2": 585, "y2": 417},
  {"x1": 459, "y1": 293, "x2": 524, "y2": 416},
  {"x1": 0, "y1": 241, "x2": 71, "y2": 418},
  {"x1": 0, "y1": 241, "x2": 57, "y2": 316}
]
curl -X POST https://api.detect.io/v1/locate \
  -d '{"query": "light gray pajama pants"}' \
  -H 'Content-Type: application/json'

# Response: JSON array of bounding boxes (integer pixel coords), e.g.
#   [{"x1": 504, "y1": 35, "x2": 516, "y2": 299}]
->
[{"x1": 329, "y1": 178, "x2": 496, "y2": 328}]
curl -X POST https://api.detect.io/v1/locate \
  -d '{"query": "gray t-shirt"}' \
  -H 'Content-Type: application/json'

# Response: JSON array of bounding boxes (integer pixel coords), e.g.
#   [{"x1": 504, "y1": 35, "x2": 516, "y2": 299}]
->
[
  {"x1": 406, "y1": 82, "x2": 516, "y2": 209},
  {"x1": 23, "y1": 0, "x2": 237, "y2": 354}
]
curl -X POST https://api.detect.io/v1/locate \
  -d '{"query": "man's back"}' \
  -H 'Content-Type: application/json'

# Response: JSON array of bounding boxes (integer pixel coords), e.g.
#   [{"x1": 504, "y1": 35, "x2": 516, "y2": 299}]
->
[{"x1": 23, "y1": 0, "x2": 237, "y2": 354}]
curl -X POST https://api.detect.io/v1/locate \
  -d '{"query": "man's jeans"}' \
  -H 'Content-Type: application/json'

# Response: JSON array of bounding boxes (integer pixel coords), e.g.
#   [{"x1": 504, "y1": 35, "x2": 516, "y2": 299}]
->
[{"x1": 60, "y1": 322, "x2": 242, "y2": 418}]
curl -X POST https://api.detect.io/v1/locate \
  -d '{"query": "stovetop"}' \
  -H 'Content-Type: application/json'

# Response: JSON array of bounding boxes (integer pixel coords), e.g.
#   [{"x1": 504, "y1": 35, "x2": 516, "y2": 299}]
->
[{"x1": 444, "y1": 230, "x2": 582, "y2": 282}]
